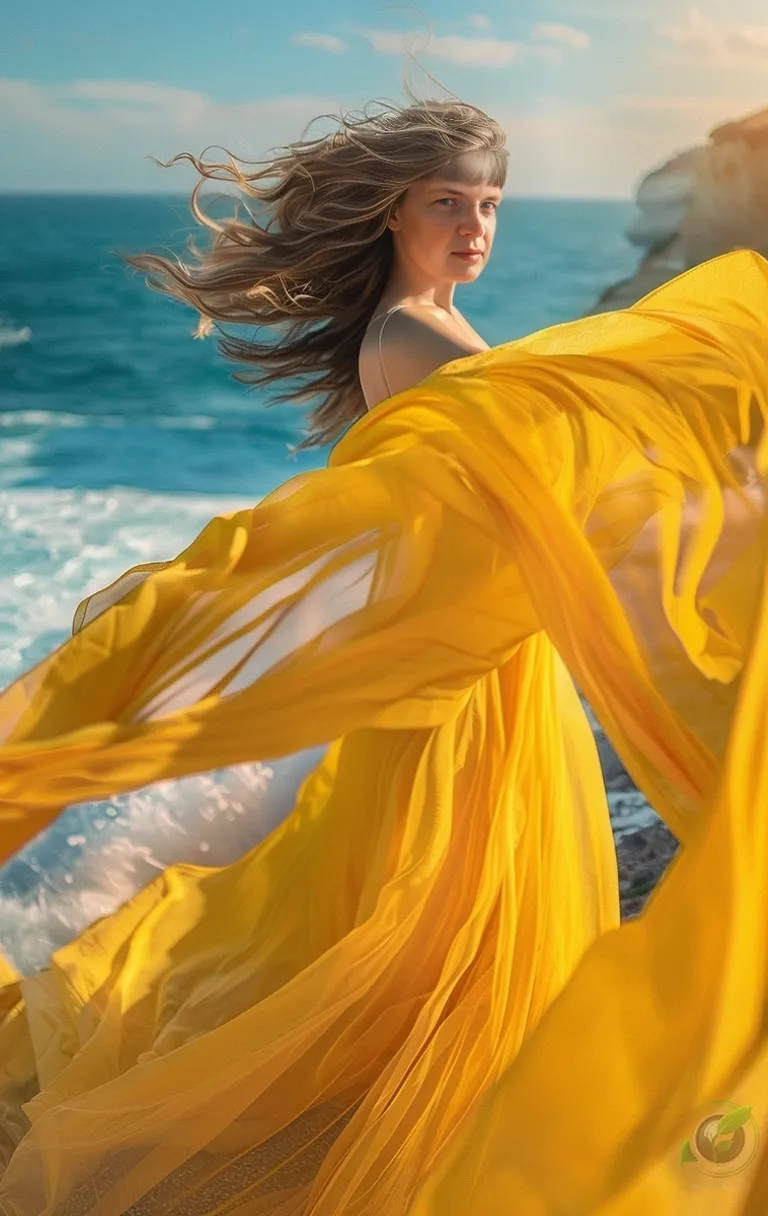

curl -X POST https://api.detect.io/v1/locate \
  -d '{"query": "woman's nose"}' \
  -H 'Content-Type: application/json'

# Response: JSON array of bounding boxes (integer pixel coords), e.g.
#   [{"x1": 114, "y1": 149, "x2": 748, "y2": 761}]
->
[{"x1": 458, "y1": 208, "x2": 486, "y2": 237}]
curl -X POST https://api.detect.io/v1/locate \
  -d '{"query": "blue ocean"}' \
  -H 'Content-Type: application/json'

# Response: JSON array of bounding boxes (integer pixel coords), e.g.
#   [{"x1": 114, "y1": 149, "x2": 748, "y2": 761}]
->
[{"x1": 0, "y1": 193, "x2": 655, "y2": 972}]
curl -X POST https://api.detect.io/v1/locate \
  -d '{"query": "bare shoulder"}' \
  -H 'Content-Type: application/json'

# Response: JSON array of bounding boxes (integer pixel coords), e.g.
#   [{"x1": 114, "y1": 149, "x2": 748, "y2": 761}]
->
[{"x1": 360, "y1": 307, "x2": 485, "y2": 409}]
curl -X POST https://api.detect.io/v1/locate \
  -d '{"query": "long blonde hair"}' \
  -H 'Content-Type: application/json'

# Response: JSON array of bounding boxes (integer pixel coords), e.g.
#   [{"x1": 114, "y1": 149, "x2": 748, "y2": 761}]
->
[{"x1": 120, "y1": 87, "x2": 508, "y2": 447}]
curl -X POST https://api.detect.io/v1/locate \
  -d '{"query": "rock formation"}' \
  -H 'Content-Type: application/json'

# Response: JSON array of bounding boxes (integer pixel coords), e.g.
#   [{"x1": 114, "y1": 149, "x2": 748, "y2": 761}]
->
[
  {"x1": 591, "y1": 708, "x2": 680, "y2": 921},
  {"x1": 585, "y1": 104, "x2": 768, "y2": 316},
  {"x1": 616, "y1": 819, "x2": 680, "y2": 921}
]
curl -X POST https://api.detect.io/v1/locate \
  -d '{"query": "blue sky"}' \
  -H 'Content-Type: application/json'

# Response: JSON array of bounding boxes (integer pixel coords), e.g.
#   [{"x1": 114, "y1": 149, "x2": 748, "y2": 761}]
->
[{"x1": 2, "y1": 0, "x2": 767, "y2": 196}]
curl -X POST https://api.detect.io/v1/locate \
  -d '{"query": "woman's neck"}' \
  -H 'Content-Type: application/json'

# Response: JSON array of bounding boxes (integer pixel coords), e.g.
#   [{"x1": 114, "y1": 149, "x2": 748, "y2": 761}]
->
[{"x1": 378, "y1": 272, "x2": 456, "y2": 315}]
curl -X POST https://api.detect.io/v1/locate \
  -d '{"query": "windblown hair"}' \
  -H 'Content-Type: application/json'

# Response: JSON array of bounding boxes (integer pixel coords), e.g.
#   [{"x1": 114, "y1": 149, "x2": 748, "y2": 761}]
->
[{"x1": 120, "y1": 90, "x2": 508, "y2": 447}]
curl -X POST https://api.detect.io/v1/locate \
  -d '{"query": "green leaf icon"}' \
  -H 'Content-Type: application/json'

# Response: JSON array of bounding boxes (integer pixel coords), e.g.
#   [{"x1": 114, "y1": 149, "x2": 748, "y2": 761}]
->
[
  {"x1": 717, "y1": 1106, "x2": 752, "y2": 1136},
  {"x1": 680, "y1": 1139, "x2": 696, "y2": 1165},
  {"x1": 713, "y1": 1132, "x2": 735, "y2": 1160}
]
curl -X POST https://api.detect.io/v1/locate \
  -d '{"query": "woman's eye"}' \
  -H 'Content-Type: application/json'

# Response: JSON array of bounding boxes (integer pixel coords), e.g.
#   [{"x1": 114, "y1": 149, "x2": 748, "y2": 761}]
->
[{"x1": 435, "y1": 199, "x2": 498, "y2": 211}]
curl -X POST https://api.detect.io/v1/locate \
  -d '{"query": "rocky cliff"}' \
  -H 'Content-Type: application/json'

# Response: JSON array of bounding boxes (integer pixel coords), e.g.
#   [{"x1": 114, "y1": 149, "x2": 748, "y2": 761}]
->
[{"x1": 585, "y1": 104, "x2": 768, "y2": 315}]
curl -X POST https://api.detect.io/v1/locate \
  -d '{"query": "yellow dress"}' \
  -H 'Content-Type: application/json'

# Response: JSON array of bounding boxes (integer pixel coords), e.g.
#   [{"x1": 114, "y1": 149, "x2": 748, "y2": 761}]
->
[{"x1": 0, "y1": 249, "x2": 767, "y2": 1214}]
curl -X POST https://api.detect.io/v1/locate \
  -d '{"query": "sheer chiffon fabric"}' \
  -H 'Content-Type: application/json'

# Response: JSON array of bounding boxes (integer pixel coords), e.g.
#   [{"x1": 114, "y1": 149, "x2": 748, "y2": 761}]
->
[{"x1": 0, "y1": 250, "x2": 767, "y2": 1213}]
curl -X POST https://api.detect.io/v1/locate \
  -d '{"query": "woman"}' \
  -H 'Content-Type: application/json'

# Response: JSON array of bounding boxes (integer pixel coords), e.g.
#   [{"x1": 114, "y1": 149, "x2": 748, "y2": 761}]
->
[
  {"x1": 1, "y1": 95, "x2": 768, "y2": 1215},
  {"x1": 358, "y1": 146, "x2": 496, "y2": 406}
]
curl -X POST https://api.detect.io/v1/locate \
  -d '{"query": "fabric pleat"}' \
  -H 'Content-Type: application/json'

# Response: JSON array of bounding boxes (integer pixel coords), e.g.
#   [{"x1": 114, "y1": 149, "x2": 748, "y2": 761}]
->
[{"x1": 0, "y1": 248, "x2": 767, "y2": 1213}]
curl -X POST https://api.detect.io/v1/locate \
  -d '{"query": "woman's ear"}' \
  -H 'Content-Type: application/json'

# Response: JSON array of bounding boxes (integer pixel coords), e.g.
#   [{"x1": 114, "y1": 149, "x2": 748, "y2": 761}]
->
[{"x1": 387, "y1": 198, "x2": 404, "y2": 232}]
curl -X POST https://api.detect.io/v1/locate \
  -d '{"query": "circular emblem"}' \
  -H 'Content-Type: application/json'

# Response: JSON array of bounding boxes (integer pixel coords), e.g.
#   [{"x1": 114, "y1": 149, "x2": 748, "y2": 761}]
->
[{"x1": 680, "y1": 1101, "x2": 760, "y2": 1186}]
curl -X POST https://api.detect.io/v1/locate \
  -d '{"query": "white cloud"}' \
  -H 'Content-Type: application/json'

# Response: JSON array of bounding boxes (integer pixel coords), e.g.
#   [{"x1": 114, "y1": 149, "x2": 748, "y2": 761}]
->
[
  {"x1": 290, "y1": 33, "x2": 349, "y2": 54},
  {"x1": 531, "y1": 22, "x2": 591, "y2": 49},
  {"x1": 616, "y1": 94, "x2": 753, "y2": 115},
  {"x1": 352, "y1": 28, "x2": 565, "y2": 68},
  {"x1": 546, "y1": 1, "x2": 652, "y2": 19},
  {"x1": 356, "y1": 28, "x2": 523, "y2": 66},
  {"x1": 0, "y1": 78, "x2": 347, "y2": 192},
  {"x1": 490, "y1": 90, "x2": 766, "y2": 198},
  {"x1": 67, "y1": 80, "x2": 204, "y2": 107},
  {"x1": 490, "y1": 97, "x2": 636, "y2": 197},
  {"x1": 657, "y1": 7, "x2": 768, "y2": 64},
  {"x1": 467, "y1": 14, "x2": 492, "y2": 30}
]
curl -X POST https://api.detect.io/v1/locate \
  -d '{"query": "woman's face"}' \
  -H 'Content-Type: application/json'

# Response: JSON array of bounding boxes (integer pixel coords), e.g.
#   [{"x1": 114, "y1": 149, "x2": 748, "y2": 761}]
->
[{"x1": 387, "y1": 151, "x2": 503, "y2": 286}]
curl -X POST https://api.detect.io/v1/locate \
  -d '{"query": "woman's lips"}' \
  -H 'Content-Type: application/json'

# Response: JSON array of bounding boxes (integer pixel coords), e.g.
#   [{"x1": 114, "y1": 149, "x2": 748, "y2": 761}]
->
[{"x1": 453, "y1": 251, "x2": 482, "y2": 261}]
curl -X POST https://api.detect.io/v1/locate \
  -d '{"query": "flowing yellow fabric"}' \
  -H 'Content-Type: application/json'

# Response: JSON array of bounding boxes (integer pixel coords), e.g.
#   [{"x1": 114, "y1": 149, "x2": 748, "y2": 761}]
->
[{"x1": 1, "y1": 249, "x2": 767, "y2": 1213}]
